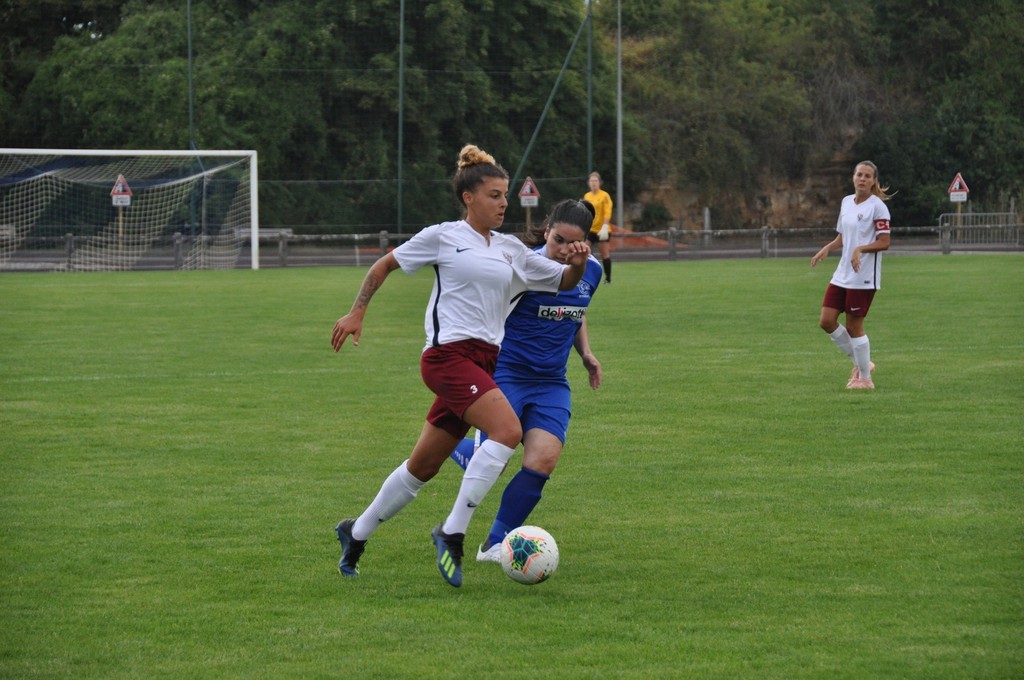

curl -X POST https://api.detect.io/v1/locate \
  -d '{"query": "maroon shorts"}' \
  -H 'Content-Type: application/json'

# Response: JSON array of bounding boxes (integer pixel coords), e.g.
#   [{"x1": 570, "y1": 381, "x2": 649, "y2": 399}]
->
[
  {"x1": 420, "y1": 339, "x2": 500, "y2": 439},
  {"x1": 823, "y1": 284, "x2": 877, "y2": 318}
]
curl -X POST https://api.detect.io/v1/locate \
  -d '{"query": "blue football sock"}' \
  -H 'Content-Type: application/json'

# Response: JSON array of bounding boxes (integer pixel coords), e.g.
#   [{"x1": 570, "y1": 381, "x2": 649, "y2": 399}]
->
[
  {"x1": 450, "y1": 430, "x2": 487, "y2": 470},
  {"x1": 486, "y1": 467, "x2": 549, "y2": 549},
  {"x1": 449, "y1": 437, "x2": 476, "y2": 470}
]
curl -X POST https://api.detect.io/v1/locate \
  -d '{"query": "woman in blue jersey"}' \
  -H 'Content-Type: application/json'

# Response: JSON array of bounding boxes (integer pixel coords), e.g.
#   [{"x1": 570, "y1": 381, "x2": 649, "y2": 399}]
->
[
  {"x1": 811, "y1": 160, "x2": 892, "y2": 389},
  {"x1": 331, "y1": 146, "x2": 592, "y2": 587},
  {"x1": 450, "y1": 198, "x2": 603, "y2": 562}
]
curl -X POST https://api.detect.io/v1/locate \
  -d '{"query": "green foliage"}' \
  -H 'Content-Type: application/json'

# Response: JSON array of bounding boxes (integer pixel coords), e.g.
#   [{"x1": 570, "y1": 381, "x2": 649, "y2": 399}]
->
[
  {"x1": 3, "y1": 1, "x2": 1022, "y2": 229},
  {"x1": 1, "y1": 257, "x2": 1021, "y2": 677},
  {"x1": 635, "y1": 199, "x2": 672, "y2": 230},
  {"x1": 6, "y1": 0, "x2": 615, "y2": 233},
  {"x1": 606, "y1": 0, "x2": 866, "y2": 204},
  {"x1": 857, "y1": 0, "x2": 1024, "y2": 223},
  {"x1": 19, "y1": 8, "x2": 191, "y2": 148},
  {"x1": 0, "y1": 0, "x2": 125, "y2": 97}
]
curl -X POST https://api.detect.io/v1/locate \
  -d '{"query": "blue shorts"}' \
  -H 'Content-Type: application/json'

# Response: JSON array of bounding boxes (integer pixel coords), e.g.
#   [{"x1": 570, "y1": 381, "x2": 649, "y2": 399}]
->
[{"x1": 500, "y1": 377, "x2": 572, "y2": 444}]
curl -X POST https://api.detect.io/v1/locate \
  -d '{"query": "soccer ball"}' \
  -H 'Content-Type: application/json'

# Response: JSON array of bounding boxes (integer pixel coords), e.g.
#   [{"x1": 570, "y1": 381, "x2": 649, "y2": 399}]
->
[{"x1": 499, "y1": 525, "x2": 559, "y2": 585}]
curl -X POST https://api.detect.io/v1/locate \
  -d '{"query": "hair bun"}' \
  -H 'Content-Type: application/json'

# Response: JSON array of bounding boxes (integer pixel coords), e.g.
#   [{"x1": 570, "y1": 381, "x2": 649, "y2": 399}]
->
[{"x1": 458, "y1": 144, "x2": 496, "y2": 169}]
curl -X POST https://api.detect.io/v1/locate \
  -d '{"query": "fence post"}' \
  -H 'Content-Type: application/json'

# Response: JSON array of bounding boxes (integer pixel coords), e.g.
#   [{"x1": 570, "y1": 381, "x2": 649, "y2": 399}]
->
[
  {"x1": 173, "y1": 232, "x2": 183, "y2": 269},
  {"x1": 941, "y1": 224, "x2": 952, "y2": 254},
  {"x1": 379, "y1": 231, "x2": 389, "y2": 257},
  {"x1": 65, "y1": 233, "x2": 75, "y2": 270},
  {"x1": 760, "y1": 226, "x2": 770, "y2": 258},
  {"x1": 279, "y1": 232, "x2": 288, "y2": 267},
  {"x1": 668, "y1": 227, "x2": 678, "y2": 261}
]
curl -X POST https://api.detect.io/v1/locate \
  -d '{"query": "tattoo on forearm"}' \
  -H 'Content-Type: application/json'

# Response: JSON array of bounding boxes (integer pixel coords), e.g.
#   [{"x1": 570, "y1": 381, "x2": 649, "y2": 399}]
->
[{"x1": 355, "y1": 272, "x2": 382, "y2": 309}]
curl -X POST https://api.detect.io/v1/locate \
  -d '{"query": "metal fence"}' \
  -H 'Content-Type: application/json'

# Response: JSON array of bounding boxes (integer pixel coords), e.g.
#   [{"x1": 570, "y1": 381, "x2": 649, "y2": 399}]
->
[
  {"x1": 936, "y1": 213, "x2": 1020, "y2": 250},
  {"x1": 3, "y1": 223, "x2": 1021, "y2": 272},
  {"x1": 246, "y1": 222, "x2": 1022, "y2": 268}
]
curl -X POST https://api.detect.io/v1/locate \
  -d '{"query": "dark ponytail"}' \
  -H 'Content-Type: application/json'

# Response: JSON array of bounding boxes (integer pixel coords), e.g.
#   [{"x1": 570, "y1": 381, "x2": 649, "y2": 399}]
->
[{"x1": 523, "y1": 199, "x2": 595, "y2": 246}]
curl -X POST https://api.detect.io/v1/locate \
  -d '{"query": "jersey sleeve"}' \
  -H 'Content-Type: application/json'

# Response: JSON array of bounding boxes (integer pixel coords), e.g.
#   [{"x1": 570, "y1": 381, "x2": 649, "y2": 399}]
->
[
  {"x1": 511, "y1": 239, "x2": 564, "y2": 293},
  {"x1": 598, "y1": 191, "x2": 612, "y2": 225},
  {"x1": 836, "y1": 195, "x2": 848, "y2": 233},
  {"x1": 391, "y1": 224, "x2": 441, "y2": 274},
  {"x1": 872, "y1": 200, "x2": 892, "y2": 234}
]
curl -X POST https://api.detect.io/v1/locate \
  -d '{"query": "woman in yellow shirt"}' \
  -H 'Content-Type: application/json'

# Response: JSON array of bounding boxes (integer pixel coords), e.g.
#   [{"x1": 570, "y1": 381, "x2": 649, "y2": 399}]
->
[{"x1": 583, "y1": 171, "x2": 613, "y2": 283}]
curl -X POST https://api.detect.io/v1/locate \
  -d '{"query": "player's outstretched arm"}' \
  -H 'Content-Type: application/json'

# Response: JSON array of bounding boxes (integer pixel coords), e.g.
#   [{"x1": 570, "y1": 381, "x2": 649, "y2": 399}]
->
[
  {"x1": 332, "y1": 252, "x2": 401, "y2": 350},
  {"x1": 574, "y1": 318, "x2": 602, "y2": 390},
  {"x1": 811, "y1": 235, "x2": 843, "y2": 268}
]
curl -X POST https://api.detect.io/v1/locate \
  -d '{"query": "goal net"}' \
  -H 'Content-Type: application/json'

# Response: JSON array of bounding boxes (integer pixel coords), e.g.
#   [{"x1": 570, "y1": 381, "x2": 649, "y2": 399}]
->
[{"x1": 0, "y1": 149, "x2": 259, "y2": 271}]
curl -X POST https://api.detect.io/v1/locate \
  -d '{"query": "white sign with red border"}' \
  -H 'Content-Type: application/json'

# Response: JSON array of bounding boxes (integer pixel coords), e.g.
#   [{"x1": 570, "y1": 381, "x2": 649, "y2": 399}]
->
[
  {"x1": 111, "y1": 174, "x2": 133, "y2": 207},
  {"x1": 518, "y1": 176, "x2": 540, "y2": 208},
  {"x1": 948, "y1": 172, "x2": 969, "y2": 203}
]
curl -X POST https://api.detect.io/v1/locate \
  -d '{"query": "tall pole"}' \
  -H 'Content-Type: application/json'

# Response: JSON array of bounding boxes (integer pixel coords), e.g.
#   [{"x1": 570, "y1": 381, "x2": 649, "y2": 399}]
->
[
  {"x1": 186, "y1": 0, "x2": 199, "y2": 243},
  {"x1": 396, "y1": 0, "x2": 405, "y2": 235},
  {"x1": 508, "y1": 16, "x2": 590, "y2": 200},
  {"x1": 586, "y1": 0, "x2": 593, "y2": 175},
  {"x1": 187, "y1": 0, "x2": 195, "y2": 148},
  {"x1": 615, "y1": 0, "x2": 623, "y2": 230}
]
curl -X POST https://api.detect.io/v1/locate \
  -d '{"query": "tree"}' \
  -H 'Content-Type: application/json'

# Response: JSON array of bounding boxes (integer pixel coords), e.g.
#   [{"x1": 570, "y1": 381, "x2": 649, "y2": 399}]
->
[
  {"x1": 7, "y1": 0, "x2": 1021, "y2": 231},
  {"x1": 9, "y1": 1, "x2": 620, "y2": 232},
  {"x1": 1, "y1": 0, "x2": 125, "y2": 116},
  {"x1": 604, "y1": 0, "x2": 816, "y2": 212},
  {"x1": 860, "y1": 0, "x2": 1024, "y2": 223}
]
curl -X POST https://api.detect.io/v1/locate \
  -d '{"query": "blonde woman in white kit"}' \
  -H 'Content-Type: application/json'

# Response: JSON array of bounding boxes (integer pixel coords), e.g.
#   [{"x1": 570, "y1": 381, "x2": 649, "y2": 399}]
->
[
  {"x1": 811, "y1": 160, "x2": 893, "y2": 389},
  {"x1": 330, "y1": 145, "x2": 591, "y2": 587}
]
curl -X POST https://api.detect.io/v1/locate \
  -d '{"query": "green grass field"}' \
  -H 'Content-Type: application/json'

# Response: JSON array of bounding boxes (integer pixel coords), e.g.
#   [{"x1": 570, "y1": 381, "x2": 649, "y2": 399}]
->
[{"x1": 2, "y1": 255, "x2": 1022, "y2": 679}]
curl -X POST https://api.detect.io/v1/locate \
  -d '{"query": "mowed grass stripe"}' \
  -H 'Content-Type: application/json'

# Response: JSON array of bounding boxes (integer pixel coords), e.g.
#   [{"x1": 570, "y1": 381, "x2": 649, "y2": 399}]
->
[{"x1": 1, "y1": 255, "x2": 1021, "y2": 678}]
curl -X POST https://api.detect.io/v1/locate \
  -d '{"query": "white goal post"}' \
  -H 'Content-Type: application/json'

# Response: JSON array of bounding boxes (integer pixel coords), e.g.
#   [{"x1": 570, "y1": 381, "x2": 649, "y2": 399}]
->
[{"x1": 0, "y1": 148, "x2": 260, "y2": 271}]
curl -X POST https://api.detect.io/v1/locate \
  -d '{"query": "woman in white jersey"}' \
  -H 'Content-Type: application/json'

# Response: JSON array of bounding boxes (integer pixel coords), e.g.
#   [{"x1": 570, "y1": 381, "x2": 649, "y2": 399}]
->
[
  {"x1": 811, "y1": 160, "x2": 893, "y2": 389},
  {"x1": 330, "y1": 145, "x2": 591, "y2": 587}
]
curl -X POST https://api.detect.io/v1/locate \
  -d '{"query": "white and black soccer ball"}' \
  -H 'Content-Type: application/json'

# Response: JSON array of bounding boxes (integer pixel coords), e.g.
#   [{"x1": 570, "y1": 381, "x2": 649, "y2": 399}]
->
[{"x1": 499, "y1": 525, "x2": 559, "y2": 585}]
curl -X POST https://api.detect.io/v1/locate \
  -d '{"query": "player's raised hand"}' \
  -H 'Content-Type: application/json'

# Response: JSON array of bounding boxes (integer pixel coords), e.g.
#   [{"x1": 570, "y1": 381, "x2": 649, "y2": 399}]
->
[{"x1": 564, "y1": 240, "x2": 591, "y2": 267}]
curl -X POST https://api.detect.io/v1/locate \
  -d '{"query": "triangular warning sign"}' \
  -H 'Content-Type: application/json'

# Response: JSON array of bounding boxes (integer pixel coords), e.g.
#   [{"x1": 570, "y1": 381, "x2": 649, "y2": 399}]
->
[
  {"x1": 111, "y1": 174, "x2": 133, "y2": 196},
  {"x1": 947, "y1": 172, "x2": 969, "y2": 194},
  {"x1": 518, "y1": 176, "x2": 540, "y2": 199}
]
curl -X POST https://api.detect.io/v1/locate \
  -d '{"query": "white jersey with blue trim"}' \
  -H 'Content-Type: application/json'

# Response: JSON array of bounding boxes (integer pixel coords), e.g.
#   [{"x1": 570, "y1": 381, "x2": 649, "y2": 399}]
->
[
  {"x1": 496, "y1": 250, "x2": 603, "y2": 382},
  {"x1": 392, "y1": 220, "x2": 565, "y2": 350},
  {"x1": 830, "y1": 194, "x2": 891, "y2": 290}
]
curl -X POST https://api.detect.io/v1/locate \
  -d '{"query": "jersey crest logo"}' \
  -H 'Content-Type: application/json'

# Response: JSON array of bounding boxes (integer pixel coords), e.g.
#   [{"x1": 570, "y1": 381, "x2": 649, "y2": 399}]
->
[{"x1": 503, "y1": 251, "x2": 513, "y2": 265}]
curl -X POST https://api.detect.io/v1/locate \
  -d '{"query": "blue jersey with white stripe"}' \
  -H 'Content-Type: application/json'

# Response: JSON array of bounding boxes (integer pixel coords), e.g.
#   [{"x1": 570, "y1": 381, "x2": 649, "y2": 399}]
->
[{"x1": 495, "y1": 249, "x2": 602, "y2": 383}]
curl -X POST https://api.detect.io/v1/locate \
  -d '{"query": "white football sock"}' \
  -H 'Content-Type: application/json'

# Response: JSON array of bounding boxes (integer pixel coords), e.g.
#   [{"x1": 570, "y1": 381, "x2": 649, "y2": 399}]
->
[
  {"x1": 850, "y1": 335, "x2": 872, "y2": 380},
  {"x1": 829, "y1": 325, "x2": 855, "y2": 360},
  {"x1": 352, "y1": 460, "x2": 424, "y2": 540},
  {"x1": 443, "y1": 439, "x2": 515, "y2": 536}
]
